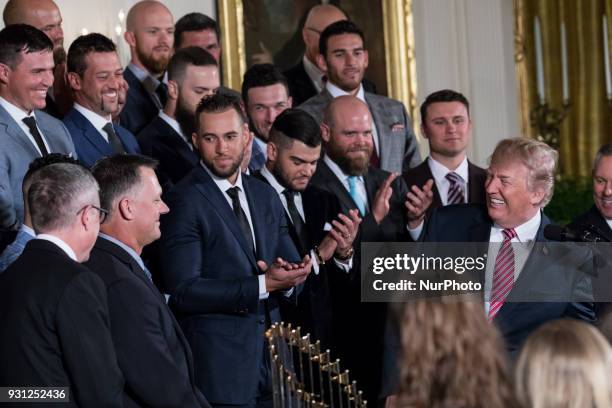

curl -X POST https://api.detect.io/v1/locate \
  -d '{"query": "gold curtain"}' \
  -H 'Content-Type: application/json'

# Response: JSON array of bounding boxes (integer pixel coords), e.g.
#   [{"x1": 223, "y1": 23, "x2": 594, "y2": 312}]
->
[{"x1": 515, "y1": 0, "x2": 612, "y2": 177}]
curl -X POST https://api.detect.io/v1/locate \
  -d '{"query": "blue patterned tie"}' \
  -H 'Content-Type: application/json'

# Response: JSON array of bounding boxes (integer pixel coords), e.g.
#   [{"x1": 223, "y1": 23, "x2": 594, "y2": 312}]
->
[{"x1": 348, "y1": 176, "x2": 366, "y2": 216}]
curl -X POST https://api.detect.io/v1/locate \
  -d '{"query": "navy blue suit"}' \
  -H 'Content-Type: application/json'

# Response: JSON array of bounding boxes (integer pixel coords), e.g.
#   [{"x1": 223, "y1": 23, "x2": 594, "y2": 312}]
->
[
  {"x1": 159, "y1": 165, "x2": 300, "y2": 405},
  {"x1": 120, "y1": 69, "x2": 160, "y2": 135},
  {"x1": 63, "y1": 108, "x2": 140, "y2": 168}
]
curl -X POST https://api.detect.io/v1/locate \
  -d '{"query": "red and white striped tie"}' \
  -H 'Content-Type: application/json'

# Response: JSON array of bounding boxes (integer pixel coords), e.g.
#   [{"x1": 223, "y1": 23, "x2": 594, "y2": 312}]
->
[{"x1": 488, "y1": 228, "x2": 517, "y2": 320}]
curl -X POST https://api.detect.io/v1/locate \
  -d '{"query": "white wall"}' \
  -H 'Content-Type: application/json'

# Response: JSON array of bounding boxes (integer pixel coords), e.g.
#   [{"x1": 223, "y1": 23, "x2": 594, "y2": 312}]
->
[{"x1": 413, "y1": 0, "x2": 520, "y2": 166}]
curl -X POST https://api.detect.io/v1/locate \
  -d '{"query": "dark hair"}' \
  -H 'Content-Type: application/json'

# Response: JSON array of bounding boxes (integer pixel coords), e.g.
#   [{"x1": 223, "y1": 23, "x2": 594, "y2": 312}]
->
[
  {"x1": 0, "y1": 24, "x2": 53, "y2": 68},
  {"x1": 29, "y1": 163, "x2": 98, "y2": 232},
  {"x1": 23, "y1": 153, "x2": 81, "y2": 193},
  {"x1": 319, "y1": 20, "x2": 362, "y2": 58},
  {"x1": 593, "y1": 143, "x2": 612, "y2": 173},
  {"x1": 174, "y1": 12, "x2": 219, "y2": 49},
  {"x1": 167, "y1": 46, "x2": 217, "y2": 82},
  {"x1": 269, "y1": 109, "x2": 321, "y2": 149},
  {"x1": 67, "y1": 33, "x2": 116, "y2": 76},
  {"x1": 195, "y1": 92, "x2": 245, "y2": 130},
  {"x1": 420, "y1": 89, "x2": 470, "y2": 123},
  {"x1": 241, "y1": 63, "x2": 289, "y2": 105},
  {"x1": 91, "y1": 154, "x2": 158, "y2": 214}
]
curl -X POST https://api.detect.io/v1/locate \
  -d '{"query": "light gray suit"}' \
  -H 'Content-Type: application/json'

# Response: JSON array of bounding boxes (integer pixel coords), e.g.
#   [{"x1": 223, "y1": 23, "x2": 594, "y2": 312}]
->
[
  {"x1": 298, "y1": 89, "x2": 421, "y2": 174},
  {"x1": 0, "y1": 104, "x2": 76, "y2": 230}
]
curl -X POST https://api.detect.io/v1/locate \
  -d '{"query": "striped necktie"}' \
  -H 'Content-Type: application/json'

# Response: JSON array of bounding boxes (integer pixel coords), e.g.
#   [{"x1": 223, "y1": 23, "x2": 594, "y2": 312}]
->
[
  {"x1": 489, "y1": 228, "x2": 517, "y2": 320},
  {"x1": 445, "y1": 172, "x2": 465, "y2": 204}
]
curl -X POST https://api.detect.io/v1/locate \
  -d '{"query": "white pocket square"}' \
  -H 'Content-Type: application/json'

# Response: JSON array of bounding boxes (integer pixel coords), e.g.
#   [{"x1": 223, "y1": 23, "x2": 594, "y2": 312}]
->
[{"x1": 323, "y1": 222, "x2": 332, "y2": 231}]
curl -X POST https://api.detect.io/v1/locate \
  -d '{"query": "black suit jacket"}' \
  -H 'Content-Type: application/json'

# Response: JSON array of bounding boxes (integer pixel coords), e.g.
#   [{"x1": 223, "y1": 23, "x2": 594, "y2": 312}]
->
[
  {"x1": 253, "y1": 171, "x2": 342, "y2": 347},
  {"x1": 120, "y1": 68, "x2": 160, "y2": 135},
  {"x1": 308, "y1": 160, "x2": 409, "y2": 403},
  {"x1": 569, "y1": 205, "x2": 612, "y2": 242},
  {"x1": 84, "y1": 237, "x2": 210, "y2": 408},
  {"x1": 284, "y1": 60, "x2": 378, "y2": 106},
  {"x1": 137, "y1": 116, "x2": 199, "y2": 190},
  {"x1": 403, "y1": 158, "x2": 487, "y2": 218},
  {"x1": 0, "y1": 239, "x2": 124, "y2": 407}
]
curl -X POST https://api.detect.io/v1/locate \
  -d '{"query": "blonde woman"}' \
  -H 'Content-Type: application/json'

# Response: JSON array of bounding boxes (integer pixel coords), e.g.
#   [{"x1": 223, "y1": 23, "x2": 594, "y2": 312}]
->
[{"x1": 515, "y1": 319, "x2": 612, "y2": 408}]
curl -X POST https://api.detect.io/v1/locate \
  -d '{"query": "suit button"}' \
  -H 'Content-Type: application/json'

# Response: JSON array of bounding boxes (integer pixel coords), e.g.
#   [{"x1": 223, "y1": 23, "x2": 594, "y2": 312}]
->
[{"x1": 259, "y1": 318, "x2": 265, "y2": 324}]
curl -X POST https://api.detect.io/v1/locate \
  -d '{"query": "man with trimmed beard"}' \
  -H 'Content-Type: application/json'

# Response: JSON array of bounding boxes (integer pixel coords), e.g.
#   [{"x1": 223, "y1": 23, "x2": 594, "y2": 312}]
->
[
  {"x1": 254, "y1": 108, "x2": 360, "y2": 347},
  {"x1": 63, "y1": 33, "x2": 140, "y2": 168},
  {"x1": 159, "y1": 92, "x2": 312, "y2": 407},
  {"x1": 121, "y1": 0, "x2": 174, "y2": 135},
  {"x1": 309, "y1": 95, "x2": 430, "y2": 403},
  {"x1": 138, "y1": 46, "x2": 219, "y2": 189},
  {"x1": 3, "y1": 0, "x2": 72, "y2": 118}
]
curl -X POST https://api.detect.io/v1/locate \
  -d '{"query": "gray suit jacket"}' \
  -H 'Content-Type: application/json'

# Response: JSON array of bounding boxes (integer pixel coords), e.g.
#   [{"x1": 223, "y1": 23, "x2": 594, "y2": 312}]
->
[
  {"x1": 0, "y1": 105, "x2": 76, "y2": 230},
  {"x1": 298, "y1": 89, "x2": 421, "y2": 173}
]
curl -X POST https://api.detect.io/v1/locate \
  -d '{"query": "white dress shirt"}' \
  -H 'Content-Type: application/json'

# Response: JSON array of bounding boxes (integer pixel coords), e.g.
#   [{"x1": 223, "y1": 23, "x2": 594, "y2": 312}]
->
[
  {"x1": 325, "y1": 81, "x2": 380, "y2": 156},
  {"x1": 201, "y1": 162, "x2": 270, "y2": 299},
  {"x1": 303, "y1": 55, "x2": 325, "y2": 93},
  {"x1": 259, "y1": 166, "x2": 352, "y2": 274},
  {"x1": 483, "y1": 211, "x2": 541, "y2": 313},
  {"x1": 74, "y1": 103, "x2": 113, "y2": 142},
  {"x1": 323, "y1": 155, "x2": 370, "y2": 213},
  {"x1": 127, "y1": 63, "x2": 168, "y2": 110},
  {"x1": 428, "y1": 156, "x2": 469, "y2": 205},
  {"x1": 0, "y1": 96, "x2": 51, "y2": 155},
  {"x1": 36, "y1": 234, "x2": 77, "y2": 261}
]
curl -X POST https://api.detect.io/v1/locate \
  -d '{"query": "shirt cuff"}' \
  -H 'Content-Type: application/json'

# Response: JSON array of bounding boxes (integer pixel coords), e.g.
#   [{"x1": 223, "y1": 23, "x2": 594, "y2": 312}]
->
[
  {"x1": 333, "y1": 256, "x2": 353, "y2": 273},
  {"x1": 310, "y1": 249, "x2": 320, "y2": 275},
  {"x1": 408, "y1": 221, "x2": 424, "y2": 241},
  {"x1": 258, "y1": 274, "x2": 269, "y2": 299}
]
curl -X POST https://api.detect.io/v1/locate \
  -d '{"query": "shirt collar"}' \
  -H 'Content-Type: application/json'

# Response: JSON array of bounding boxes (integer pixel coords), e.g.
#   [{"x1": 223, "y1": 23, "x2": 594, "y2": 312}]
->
[
  {"x1": 98, "y1": 233, "x2": 145, "y2": 271},
  {"x1": 36, "y1": 234, "x2": 78, "y2": 261},
  {"x1": 492, "y1": 210, "x2": 542, "y2": 243},
  {"x1": 428, "y1": 156, "x2": 469, "y2": 183},
  {"x1": 260, "y1": 166, "x2": 286, "y2": 195},
  {"x1": 606, "y1": 218, "x2": 612, "y2": 230},
  {"x1": 127, "y1": 63, "x2": 168, "y2": 86},
  {"x1": 158, "y1": 111, "x2": 190, "y2": 145},
  {"x1": 323, "y1": 154, "x2": 363, "y2": 184},
  {"x1": 74, "y1": 103, "x2": 112, "y2": 131},
  {"x1": 19, "y1": 224, "x2": 35, "y2": 238},
  {"x1": 325, "y1": 81, "x2": 365, "y2": 102},
  {"x1": 200, "y1": 161, "x2": 244, "y2": 193},
  {"x1": 0, "y1": 95, "x2": 34, "y2": 119},
  {"x1": 302, "y1": 55, "x2": 324, "y2": 88}
]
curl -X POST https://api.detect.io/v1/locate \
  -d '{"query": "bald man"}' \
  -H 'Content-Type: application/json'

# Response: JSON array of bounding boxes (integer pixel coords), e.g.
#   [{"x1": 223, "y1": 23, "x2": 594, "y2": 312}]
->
[
  {"x1": 309, "y1": 95, "x2": 430, "y2": 403},
  {"x1": 121, "y1": 0, "x2": 174, "y2": 134},
  {"x1": 283, "y1": 5, "x2": 376, "y2": 106},
  {"x1": 3, "y1": 0, "x2": 70, "y2": 118}
]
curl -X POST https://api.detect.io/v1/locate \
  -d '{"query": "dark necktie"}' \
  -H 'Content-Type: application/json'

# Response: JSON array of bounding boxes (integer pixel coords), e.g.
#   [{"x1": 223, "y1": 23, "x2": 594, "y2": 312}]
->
[
  {"x1": 446, "y1": 172, "x2": 465, "y2": 204},
  {"x1": 226, "y1": 186, "x2": 255, "y2": 253},
  {"x1": 282, "y1": 189, "x2": 308, "y2": 254},
  {"x1": 102, "y1": 122, "x2": 126, "y2": 154},
  {"x1": 22, "y1": 116, "x2": 49, "y2": 156},
  {"x1": 156, "y1": 82, "x2": 168, "y2": 107}
]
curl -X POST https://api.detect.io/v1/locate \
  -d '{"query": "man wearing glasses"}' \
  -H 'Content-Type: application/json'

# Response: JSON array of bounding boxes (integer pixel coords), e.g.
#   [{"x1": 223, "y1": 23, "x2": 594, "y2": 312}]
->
[{"x1": 0, "y1": 162, "x2": 124, "y2": 407}]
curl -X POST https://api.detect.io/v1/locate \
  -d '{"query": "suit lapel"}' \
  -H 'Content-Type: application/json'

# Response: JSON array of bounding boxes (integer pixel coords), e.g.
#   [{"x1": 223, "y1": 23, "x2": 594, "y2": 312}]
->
[
  {"x1": 193, "y1": 168, "x2": 258, "y2": 269},
  {"x1": 243, "y1": 177, "x2": 269, "y2": 263},
  {"x1": 71, "y1": 109, "x2": 112, "y2": 156},
  {"x1": 316, "y1": 161, "x2": 356, "y2": 212},
  {"x1": 0, "y1": 105, "x2": 40, "y2": 157}
]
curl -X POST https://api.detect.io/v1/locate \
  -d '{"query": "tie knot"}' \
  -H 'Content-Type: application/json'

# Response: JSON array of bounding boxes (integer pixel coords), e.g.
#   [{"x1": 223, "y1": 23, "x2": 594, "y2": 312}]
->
[
  {"x1": 445, "y1": 172, "x2": 463, "y2": 184},
  {"x1": 22, "y1": 116, "x2": 36, "y2": 128},
  {"x1": 226, "y1": 186, "x2": 240, "y2": 200},
  {"x1": 502, "y1": 228, "x2": 517, "y2": 241},
  {"x1": 102, "y1": 122, "x2": 115, "y2": 134},
  {"x1": 282, "y1": 189, "x2": 296, "y2": 199},
  {"x1": 348, "y1": 175, "x2": 359, "y2": 187}
]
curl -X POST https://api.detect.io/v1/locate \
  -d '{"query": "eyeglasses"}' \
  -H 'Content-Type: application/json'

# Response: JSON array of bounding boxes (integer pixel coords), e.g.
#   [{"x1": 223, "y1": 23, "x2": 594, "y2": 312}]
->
[{"x1": 77, "y1": 204, "x2": 109, "y2": 224}]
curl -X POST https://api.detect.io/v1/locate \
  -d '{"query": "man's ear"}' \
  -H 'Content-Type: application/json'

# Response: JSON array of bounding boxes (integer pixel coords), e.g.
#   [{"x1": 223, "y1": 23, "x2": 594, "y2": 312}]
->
[
  {"x1": 66, "y1": 72, "x2": 82, "y2": 91},
  {"x1": 118, "y1": 197, "x2": 136, "y2": 221},
  {"x1": 124, "y1": 31, "x2": 136, "y2": 48},
  {"x1": 316, "y1": 54, "x2": 328, "y2": 74},
  {"x1": 267, "y1": 142, "x2": 277, "y2": 162},
  {"x1": 320, "y1": 122, "x2": 331, "y2": 143},
  {"x1": 167, "y1": 80, "x2": 179, "y2": 100},
  {"x1": 420, "y1": 123, "x2": 428, "y2": 140},
  {"x1": 0, "y1": 63, "x2": 10, "y2": 85},
  {"x1": 363, "y1": 49, "x2": 369, "y2": 70}
]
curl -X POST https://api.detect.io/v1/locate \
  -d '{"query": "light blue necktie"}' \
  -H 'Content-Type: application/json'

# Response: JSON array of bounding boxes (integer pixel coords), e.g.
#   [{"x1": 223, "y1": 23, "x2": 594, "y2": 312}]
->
[
  {"x1": 348, "y1": 176, "x2": 366, "y2": 216},
  {"x1": 142, "y1": 264, "x2": 153, "y2": 282}
]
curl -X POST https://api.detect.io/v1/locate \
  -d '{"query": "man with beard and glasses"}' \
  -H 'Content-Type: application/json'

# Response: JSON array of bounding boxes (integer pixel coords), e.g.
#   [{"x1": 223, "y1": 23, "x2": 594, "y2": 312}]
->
[
  {"x1": 138, "y1": 46, "x2": 219, "y2": 189},
  {"x1": 159, "y1": 92, "x2": 312, "y2": 407},
  {"x1": 253, "y1": 108, "x2": 360, "y2": 347},
  {"x1": 299, "y1": 20, "x2": 420, "y2": 174},
  {"x1": 3, "y1": 0, "x2": 72, "y2": 118},
  {"x1": 121, "y1": 0, "x2": 174, "y2": 135},
  {"x1": 63, "y1": 33, "x2": 140, "y2": 168},
  {"x1": 309, "y1": 95, "x2": 431, "y2": 404},
  {"x1": 242, "y1": 64, "x2": 292, "y2": 173}
]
